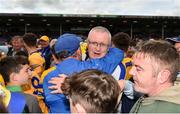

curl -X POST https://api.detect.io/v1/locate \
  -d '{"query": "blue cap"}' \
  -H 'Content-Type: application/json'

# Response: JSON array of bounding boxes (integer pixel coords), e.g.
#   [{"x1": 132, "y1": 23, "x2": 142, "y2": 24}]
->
[
  {"x1": 166, "y1": 37, "x2": 180, "y2": 43},
  {"x1": 54, "y1": 33, "x2": 82, "y2": 56}
]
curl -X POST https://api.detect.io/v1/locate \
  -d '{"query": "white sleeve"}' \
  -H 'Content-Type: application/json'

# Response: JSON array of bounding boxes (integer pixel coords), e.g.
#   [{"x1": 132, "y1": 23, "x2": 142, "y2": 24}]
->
[{"x1": 123, "y1": 80, "x2": 134, "y2": 99}]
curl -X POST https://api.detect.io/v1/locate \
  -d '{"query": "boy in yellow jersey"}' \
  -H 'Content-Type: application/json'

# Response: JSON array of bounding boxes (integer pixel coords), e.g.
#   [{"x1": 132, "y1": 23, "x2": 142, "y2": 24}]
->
[
  {"x1": 23, "y1": 33, "x2": 46, "y2": 112},
  {"x1": 112, "y1": 32, "x2": 133, "y2": 80},
  {"x1": 112, "y1": 32, "x2": 136, "y2": 113},
  {"x1": 23, "y1": 33, "x2": 45, "y2": 90},
  {"x1": 23, "y1": 33, "x2": 45, "y2": 76}
]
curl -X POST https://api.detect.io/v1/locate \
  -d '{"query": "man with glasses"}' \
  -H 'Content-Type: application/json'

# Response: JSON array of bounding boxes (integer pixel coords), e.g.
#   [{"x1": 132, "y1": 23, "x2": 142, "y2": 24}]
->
[
  {"x1": 86, "y1": 26, "x2": 111, "y2": 59},
  {"x1": 86, "y1": 27, "x2": 126, "y2": 79}
]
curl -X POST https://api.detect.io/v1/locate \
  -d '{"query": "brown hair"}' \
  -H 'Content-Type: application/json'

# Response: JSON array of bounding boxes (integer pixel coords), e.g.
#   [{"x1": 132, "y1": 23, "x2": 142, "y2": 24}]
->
[
  {"x1": 11, "y1": 35, "x2": 23, "y2": 44},
  {"x1": 62, "y1": 69, "x2": 121, "y2": 113},
  {"x1": 0, "y1": 56, "x2": 28, "y2": 83},
  {"x1": 23, "y1": 33, "x2": 38, "y2": 47},
  {"x1": 112, "y1": 32, "x2": 131, "y2": 52}
]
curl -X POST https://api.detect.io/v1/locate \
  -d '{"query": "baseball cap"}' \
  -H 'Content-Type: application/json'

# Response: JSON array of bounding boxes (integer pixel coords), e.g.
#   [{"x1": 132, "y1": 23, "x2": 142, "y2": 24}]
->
[
  {"x1": 166, "y1": 37, "x2": 180, "y2": 44},
  {"x1": 39, "y1": 35, "x2": 49, "y2": 42},
  {"x1": 54, "y1": 33, "x2": 82, "y2": 56}
]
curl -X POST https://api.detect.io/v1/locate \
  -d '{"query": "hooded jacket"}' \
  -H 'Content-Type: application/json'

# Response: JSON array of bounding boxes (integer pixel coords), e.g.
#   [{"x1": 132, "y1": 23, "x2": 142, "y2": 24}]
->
[{"x1": 131, "y1": 84, "x2": 180, "y2": 113}]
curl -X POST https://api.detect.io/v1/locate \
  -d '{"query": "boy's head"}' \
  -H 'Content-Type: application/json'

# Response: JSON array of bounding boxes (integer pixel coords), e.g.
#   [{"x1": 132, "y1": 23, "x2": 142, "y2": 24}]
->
[
  {"x1": 112, "y1": 32, "x2": 131, "y2": 52},
  {"x1": 62, "y1": 69, "x2": 121, "y2": 113},
  {"x1": 0, "y1": 56, "x2": 31, "y2": 86},
  {"x1": 23, "y1": 33, "x2": 38, "y2": 48}
]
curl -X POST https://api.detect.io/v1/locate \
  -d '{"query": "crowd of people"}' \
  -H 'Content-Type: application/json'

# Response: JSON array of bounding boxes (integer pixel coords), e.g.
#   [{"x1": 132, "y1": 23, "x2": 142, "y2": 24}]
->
[{"x1": 0, "y1": 26, "x2": 179, "y2": 113}]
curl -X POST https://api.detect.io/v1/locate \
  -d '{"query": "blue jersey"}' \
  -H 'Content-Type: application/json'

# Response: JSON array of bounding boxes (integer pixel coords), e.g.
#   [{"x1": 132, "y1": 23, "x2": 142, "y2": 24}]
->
[{"x1": 43, "y1": 48, "x2": 124, "y2": 113}]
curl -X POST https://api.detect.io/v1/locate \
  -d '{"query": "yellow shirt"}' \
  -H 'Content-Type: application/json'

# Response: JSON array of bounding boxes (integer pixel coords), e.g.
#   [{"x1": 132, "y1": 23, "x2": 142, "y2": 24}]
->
[
  {"x1": 80, "y1": 42, "x2": 87, "y2": 60},
  {"x1": 0, "y1": 74, "x2": 5, "y2": 87},
  {"x1": 122, "y1": 57, "x2": 133, "y2": 80}
]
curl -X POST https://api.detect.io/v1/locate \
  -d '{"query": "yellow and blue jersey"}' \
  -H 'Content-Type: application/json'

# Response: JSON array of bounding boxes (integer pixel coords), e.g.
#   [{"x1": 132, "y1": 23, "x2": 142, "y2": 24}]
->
[
  {"x1": 122, "y1": 57, "x2": 133, "y2": 80},
  {"x1": 112, "y1": 57, "x2": 132, "y2": 80}
]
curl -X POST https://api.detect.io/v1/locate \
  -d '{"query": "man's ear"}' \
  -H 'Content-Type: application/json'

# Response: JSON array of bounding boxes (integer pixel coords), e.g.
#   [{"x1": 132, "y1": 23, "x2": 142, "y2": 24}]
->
[
  {"x1": 157, "y1": 69, "x2": 171, "y2": 84},
  {"x1": 73, "y1": 49, "x2": 82, "y2": 61},
  {"x1": 9, "y1": 73, "x2": 18, "y2": 82},
  {"x1": 75, "y1": 103, "x2": 86, "y2": 113}
]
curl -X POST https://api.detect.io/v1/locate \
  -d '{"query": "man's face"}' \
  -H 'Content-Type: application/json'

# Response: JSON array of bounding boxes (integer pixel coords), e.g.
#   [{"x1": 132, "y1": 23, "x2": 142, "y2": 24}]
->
[
  {"x1": 175, "y1": 42, "x2": 180, "y2": 54},
  {"x1": 87, "y1": 31, "x2": 110, "y2": 59},
  {"x1": 129, "y1": 53, "x2": 158, "y2": 95},
  {"x1": 39, "y1": 40, "x2": 49, "y2": 48},
  {"x1": 12, "y1": 39, "x2": 23, "y2": 51},
  {"x1": 15, "y1": 64, "x2": 31, "y2": 85}
]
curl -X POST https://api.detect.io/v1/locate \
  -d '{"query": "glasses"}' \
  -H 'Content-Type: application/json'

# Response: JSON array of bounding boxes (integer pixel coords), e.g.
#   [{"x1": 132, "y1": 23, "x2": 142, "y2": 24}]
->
[{"x1": 87, "y1": 40, "x2": 109, "y2": 48}]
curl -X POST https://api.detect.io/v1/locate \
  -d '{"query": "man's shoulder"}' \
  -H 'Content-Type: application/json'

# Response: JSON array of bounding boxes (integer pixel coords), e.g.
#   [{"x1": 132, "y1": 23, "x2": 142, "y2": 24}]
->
[
  {"x1": 43, "y1": 68, "x2": 59, "y2": 81},
  {"x1": 23, "y1": 93, "x2": 38, "y2": 101},
  {"x1": 56, "y1": 59, "x2": 80, "y2": 73},
  {"x1": 22, "y1": 93, "x2": 42, "y2": 113},
  {"x1": 132, "y1": 97, "x2": 180, "y2": 113}
]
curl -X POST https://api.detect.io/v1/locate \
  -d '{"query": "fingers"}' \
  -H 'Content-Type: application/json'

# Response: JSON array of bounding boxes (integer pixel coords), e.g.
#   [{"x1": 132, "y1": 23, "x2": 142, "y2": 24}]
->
[
  {"x1": 48, "y1": 85, "x2": 57, "y2": 90},
  {"x1": 58, "y1": 74, "x2": 67, "y2": 78},
  {"x1": 49, "y1": 85, "x2": 63, "y2": 94},
  {"x1": 48, "y1": 74, "x2": 68, "y2": 94},
  {"x1": 50, "y1": 90, "x2": 60, "y2": 94},
  {"x1": 48, "y1": 78, "x2": 60, "y2": 84},
  {"x1": 48, "y1": 77, "x2": 64, "y2": 84},
  {"x1": 49, "y1": 86, "x2": 63, "y2": 94}
]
